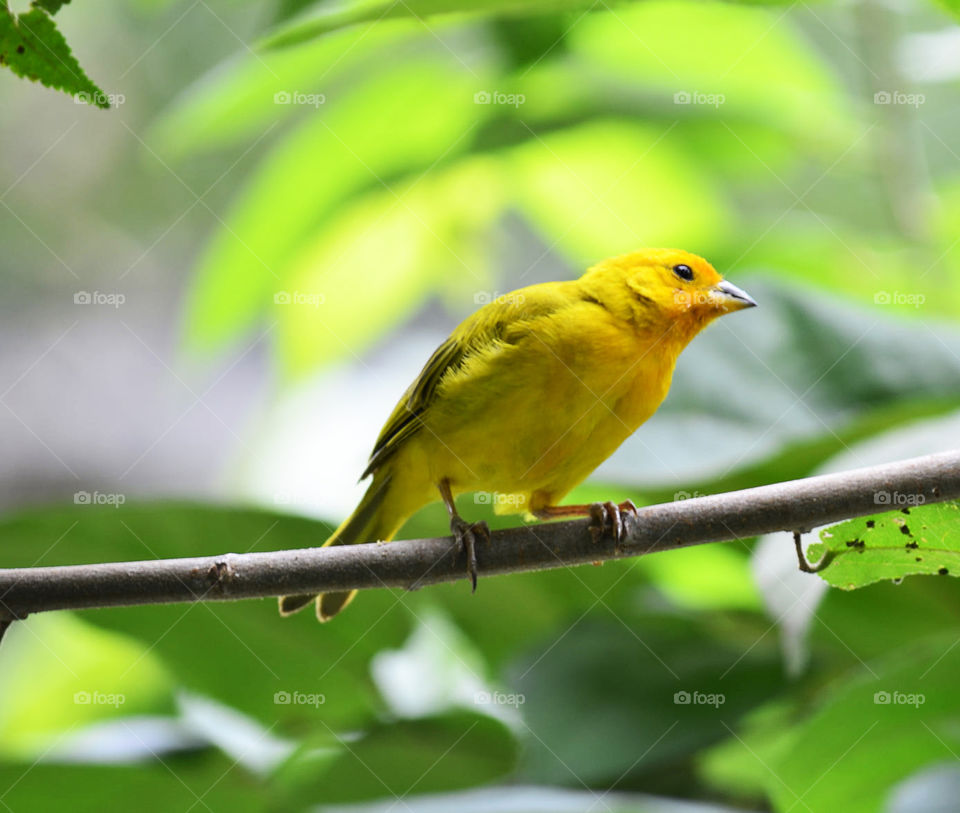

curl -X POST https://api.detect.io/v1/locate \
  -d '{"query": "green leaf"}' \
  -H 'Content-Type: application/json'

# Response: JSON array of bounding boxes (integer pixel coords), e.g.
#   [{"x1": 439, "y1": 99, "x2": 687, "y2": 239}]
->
[
  {"x1": 31, "y1": 0, "x2": 70, "y2": 14},
  {"x1": 275, "y1": 711, "x2": 518, "y2": 803},
  {"x1": 183, "y1": 59, "x2": 487, "y2": 355},
  {"x1": 808, "y1": 500, "x2": 960, "y2": 590},
  {"x1": 150, "y1": 23, "x2": 409, "y2": 158},
  {"x1": 0, "y1": 613, "x2": 173, "y2": 760},
  {"x1": 261, "y1": 0, "x2": 591, "y2": 50},
  {"x1": 511, "y1": 614, "x2": 783, "y2": 786},
  {"x1": 0, "y1": 753, "x2": 270, "y2": 812},
  {"x1": 763, "y1": 633, "x2": 960, "y2": 813},
  {"x1": 934, "y1": 0, "x2": 960, "y2": 20},
  {"x1": 510, "y1": 120, "x2": 729, "y2": 259},
  {"x1": 275, "y1": 155, "x2": 505, "y2": 376},
  {"x1": 0, "y1": 4, "x2": 108, "y2": 107},
  {"x1": 0, "y1": 502, "x2": 414, "y2": 730},
  {"x1": 567, "y1": 0, "x2": 851, "y2": 141}
]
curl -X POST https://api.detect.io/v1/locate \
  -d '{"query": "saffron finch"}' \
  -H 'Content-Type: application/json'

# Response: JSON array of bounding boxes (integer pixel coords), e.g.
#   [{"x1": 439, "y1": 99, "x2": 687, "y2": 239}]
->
[{"x1": 280, "y1": 248, "x2": 756, "y2": 621}]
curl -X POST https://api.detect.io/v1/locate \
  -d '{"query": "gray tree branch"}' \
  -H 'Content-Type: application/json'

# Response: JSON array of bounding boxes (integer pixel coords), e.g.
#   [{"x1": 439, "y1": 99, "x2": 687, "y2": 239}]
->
[{"x1": 1, "y1": 450, "x2": 958, "y2": 625}]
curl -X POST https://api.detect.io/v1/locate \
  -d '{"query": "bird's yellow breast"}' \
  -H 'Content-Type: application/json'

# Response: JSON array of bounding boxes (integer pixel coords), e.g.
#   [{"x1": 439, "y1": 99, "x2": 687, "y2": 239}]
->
[{"x1": 407, "y1": 299, "x2": 684, "y2": 514}]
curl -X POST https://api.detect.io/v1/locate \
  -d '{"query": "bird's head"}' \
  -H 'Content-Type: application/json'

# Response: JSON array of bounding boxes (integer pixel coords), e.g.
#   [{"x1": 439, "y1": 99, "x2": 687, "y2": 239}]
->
[{"x1": 581, "y1": 248, "x2": 756, "y2": 340}]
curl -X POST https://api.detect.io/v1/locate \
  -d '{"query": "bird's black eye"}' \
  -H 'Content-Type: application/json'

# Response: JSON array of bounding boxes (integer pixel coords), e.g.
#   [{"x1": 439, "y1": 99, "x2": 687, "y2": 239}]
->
[{"x1": 673, "y1": 264, "x2": 694, "y2": 281}]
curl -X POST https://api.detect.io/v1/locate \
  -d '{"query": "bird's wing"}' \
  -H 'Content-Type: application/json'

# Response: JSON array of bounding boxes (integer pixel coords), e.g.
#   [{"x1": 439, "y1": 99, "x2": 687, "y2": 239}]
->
[{"x1": 361, "y1": 285, "x2": 570, "y2": 479}]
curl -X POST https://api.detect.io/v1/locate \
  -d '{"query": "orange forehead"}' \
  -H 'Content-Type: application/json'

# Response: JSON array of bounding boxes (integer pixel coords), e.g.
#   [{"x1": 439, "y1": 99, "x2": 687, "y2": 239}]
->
[{"x1": 612, "y1": 248, "x2": 722, "y2": 283}]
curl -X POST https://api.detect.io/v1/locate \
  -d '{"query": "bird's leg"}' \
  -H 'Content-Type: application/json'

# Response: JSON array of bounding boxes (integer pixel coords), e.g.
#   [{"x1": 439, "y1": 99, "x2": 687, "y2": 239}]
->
[
  {"x1": 534, "y1": 500, "x2": 638, "y2": 543},
  {"x1": 437, "y1": 479, "x2": 489, "y2": 593}
]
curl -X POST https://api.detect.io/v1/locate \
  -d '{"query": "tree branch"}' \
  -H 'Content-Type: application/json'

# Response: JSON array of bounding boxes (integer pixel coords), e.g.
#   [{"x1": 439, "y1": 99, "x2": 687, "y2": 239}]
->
[{"x1": 1, "y1": 450, "x2": 958, "y2": 623}]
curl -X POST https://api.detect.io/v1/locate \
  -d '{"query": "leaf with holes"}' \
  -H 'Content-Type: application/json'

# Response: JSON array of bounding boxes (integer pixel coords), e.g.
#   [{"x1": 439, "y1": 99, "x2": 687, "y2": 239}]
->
[
  {"x1": 0, "y1": 2, "x2": 108, "y2": 107},
  {"x1": 807, "y1": 500, "x2": 960, "y2": 590}
]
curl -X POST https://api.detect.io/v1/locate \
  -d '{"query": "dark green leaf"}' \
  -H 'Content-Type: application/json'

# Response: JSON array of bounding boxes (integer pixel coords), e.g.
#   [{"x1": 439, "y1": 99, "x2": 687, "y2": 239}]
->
[
  {"x1": 276, "y1": 711, "x2": 517, "y2": 803},
  {"x1": 0, "y1": 5, "x2": 108, "y2": 107},
  {"x1": 0, "y1": 502, "x2": 413, "y2": 730},
  {"x1": 511, "y1": 614, "x2": 783, "y2": 789},
  {"x1": 0, "y1": 752, "x2": 269, "y2": 812},
  {"x1": 31, "y1": 0, "x2": 71, "y2": 14}
]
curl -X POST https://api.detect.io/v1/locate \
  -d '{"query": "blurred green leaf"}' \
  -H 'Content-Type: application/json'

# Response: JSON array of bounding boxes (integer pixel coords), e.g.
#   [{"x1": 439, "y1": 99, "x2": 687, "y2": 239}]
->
[
  {"x1": 261, "y1": 0, "x2": 591, "y2": 50},
  {"x1": 934, "y1": 0, "x2": 960, "y2": 19},
  {"x1": 698, "y1": 700, "x2": 798, "y2": 803},
  {"x1": 764, "y1": 633, "x2": 960, "y2": 813},
  {"x1": 568, "y1": 0, "x2": 851, "y2": 141},
  {"x1": 276, "y1": 711, "x2": 517, "y2": 803},
  {"x1": 511, "y1": 120, "x2": 729, "y2": 259},
  {"x1": 150, "y1": 23, "x2": 409, "y2": 157},
  {"x1": 0, "y1": 752, "x2": 268, "y2": 812},
  {"x1": 0, "y1": 3, "x2": 108, "y2": 107},
  {"x1": 511, "y1": 614, "x2": 782, "y2": 789},
  {"x1": 276, "y1": 155, "x2": 505, "y2": 375},
  {"x1": 183, "y1": 59, "x2": 487, "y2": 355},
  {"x1": 0, "y1": 502, "x2": 413, "y2": 731},
  {"x1": 0, "y1": 613, "x2": 172, "y2": 760},
  {"x1": 809, "y1": 501, "x2": 960, "y2": 590}
]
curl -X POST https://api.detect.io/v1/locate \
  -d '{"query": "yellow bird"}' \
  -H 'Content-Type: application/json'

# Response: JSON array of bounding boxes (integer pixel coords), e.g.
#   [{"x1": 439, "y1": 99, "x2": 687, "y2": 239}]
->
[{"x1": 280, "y1": 248, "x2": 756, "y2": 621}]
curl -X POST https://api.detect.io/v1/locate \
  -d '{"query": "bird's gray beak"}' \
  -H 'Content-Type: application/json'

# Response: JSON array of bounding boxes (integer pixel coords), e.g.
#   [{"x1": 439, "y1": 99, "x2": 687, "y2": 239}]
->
[{"x1": 713, "y1": 279, "x2": 757, "y2": 310}]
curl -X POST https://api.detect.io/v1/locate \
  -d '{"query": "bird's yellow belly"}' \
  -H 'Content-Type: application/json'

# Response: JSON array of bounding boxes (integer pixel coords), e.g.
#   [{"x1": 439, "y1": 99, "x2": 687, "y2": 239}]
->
[{"x1": 417, "y1": 330, "x2": 675, "y2": 514}]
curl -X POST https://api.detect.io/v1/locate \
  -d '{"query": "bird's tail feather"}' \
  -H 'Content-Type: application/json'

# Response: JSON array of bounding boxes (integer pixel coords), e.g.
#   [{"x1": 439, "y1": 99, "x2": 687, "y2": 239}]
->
[{"x1": 278, "y1": 473, "x2": 403, "y2": 622}]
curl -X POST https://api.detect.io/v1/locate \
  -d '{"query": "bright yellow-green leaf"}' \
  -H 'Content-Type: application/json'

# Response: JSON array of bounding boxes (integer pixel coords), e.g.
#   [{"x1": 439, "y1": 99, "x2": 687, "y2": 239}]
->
[
  {"x1": 0, "y1": 614, "x2": 172, "y2": 759},
  {"x1": 569, "y1": 0, "x2": 851, "y2": 142},
  {"x1": 183, "y1": 60, "x2": 490, "y2": 355},
  {"x1": 809, "y1": 500, "x2": 960, "y2": 590},
  {"x1": 151, "y1": 22, "x2": 410, "y2": 157},
  {"x1": 510, "y1": 120, "x2": 729, "y2": 260},
  {"x1": 276, "y1": 155, "x2": 505, "y2": 375},
  {"x1": 638, "y1": 543, "x2": 761, "y2": 611}
]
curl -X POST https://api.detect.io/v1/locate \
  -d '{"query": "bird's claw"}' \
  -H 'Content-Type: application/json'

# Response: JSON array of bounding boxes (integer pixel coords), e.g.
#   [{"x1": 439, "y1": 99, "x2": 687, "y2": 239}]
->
[
  {"x1": 588, "y1": 500, "x2": 638, "y2": 544},
  {"x1": 451, "y1": 516, "x2": 489, "y2": 593}
]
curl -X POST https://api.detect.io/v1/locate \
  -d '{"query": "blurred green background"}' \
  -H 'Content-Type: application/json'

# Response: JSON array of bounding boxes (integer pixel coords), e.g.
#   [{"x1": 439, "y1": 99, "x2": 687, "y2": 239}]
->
[{"x1": 2, "y1": 0, "x2": 960, "y2": 810}]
